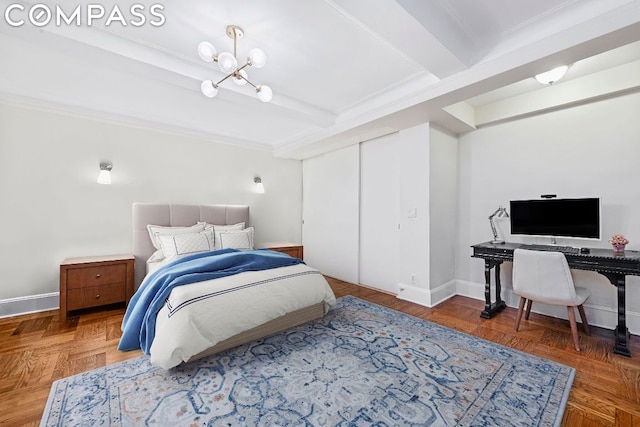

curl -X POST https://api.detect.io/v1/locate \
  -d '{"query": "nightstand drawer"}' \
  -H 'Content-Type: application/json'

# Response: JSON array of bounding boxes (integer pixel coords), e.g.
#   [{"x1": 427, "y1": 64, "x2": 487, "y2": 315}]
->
[
  {"x1": 66, "y1": 263, "x2": 127, "y2": 289},
  {"x1": 67, "y1": 283, "x2": 126, "y2": 311}
]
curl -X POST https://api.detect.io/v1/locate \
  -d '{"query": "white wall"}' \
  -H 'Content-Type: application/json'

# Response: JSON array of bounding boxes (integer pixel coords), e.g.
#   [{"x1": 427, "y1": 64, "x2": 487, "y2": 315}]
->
[
  {"x1": 395, "y1": 123, "x2": 459, "y2": 306},
  {"x1": 396, "y1": 125, "x2": 431, "y2": 302},
  {"x1": 428, "y1": 126, "x2": 458, "y2": 297},
  {"x1": 0, "y1": 101, "x2": 302, "y2": 311},
  {"x1": 455, "y1": 92, "x2": 640, "y2": 333}
]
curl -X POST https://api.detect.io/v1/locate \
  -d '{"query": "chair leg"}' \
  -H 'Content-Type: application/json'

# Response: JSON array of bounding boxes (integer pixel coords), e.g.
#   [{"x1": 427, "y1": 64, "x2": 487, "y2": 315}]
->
[
  {"x1": 567, "y1": 306, "x2": 581, "y2": 351},
  {"x1": 515, "y1": 297, "x2": 526, "y2": 331},
  {"x1": 577, "y1": 304, "x2": 590, "y2": 336},
  {"x1": 525, "y1": 299, "x2": 533, "y2": 320}
]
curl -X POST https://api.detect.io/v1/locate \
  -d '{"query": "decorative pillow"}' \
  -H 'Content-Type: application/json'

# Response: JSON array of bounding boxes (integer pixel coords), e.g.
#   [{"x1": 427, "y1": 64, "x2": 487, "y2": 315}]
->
[
  {"x1": 157, "y1": 229, "x2": 214, "y2": 258},
  {"x1": 218, "y1": 227, "x2": 255, "y2": 250},
  {"x1": 198, "y1": 221, "x2": 245, "y2": 229},
  {"x1": 147, "y1": 223, "x2": 205, "y2": 250},
  {"x1": 198, "y1": 222, "x2": 246, "y2": 250}
]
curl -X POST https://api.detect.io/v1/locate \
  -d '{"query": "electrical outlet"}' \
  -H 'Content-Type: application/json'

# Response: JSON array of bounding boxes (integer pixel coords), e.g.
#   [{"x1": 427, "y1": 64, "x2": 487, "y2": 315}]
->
[{"x1": 410, "y1": 274, "x2": 416, "y2": 284}]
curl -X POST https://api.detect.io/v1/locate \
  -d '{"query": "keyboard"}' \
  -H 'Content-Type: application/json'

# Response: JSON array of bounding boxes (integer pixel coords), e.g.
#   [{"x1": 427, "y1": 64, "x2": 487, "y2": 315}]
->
[{"x1": 519, "y1": 244, "x2": 580, "y2": 255}]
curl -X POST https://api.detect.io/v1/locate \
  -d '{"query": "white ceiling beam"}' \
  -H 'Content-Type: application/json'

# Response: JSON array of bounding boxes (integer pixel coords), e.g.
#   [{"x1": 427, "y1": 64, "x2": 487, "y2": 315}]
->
[
  {"x1": 276, "y1": 11, "x2": 640, "y2": 159},
  {"x1": 441, "y1": 102, "x2": 476, "y2": 130},
  {"x1": 475, "y1": 60, "x2": 640, "y2": 126},
  {"x1": 328, "y1": 0, "x2": 468, "y2": 77}
]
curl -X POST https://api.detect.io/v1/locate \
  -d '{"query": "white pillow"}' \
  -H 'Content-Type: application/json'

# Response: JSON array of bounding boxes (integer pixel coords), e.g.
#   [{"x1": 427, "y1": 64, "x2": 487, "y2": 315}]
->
[
  {"x1": 158, "y1": 229, "x2": 214, "y2": 258},
  {"x1": 147, "y1": 223, "x2": 205, "y2": 250},
  {"x1": 198, "y1": 221, "x2": 245, "y2": 230},
  {"x1": 219, "y1": 227, "x2": 255, "y2": 250},
  {"x1": 198, "y1": 222, "x2": 246, "y2": 250}
]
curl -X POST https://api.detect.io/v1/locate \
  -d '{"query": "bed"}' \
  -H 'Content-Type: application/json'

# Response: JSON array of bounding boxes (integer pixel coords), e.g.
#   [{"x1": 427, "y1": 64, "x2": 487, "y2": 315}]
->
[{"x1": 121, "y1": 203, "x2": 336, "y2": 369}]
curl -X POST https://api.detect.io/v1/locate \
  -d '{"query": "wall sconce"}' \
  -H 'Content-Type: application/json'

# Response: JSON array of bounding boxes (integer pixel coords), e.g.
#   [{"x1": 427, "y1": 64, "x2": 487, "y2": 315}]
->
[
  {"x1": 97, "y1": 162, "x2": 112, "y2": 185},
  {"x1": 489, "y1": 205, "x2": 509, "y2": 244},
  {"x1": 254, "y1": 177, "x2": 265, "y2": 193}
]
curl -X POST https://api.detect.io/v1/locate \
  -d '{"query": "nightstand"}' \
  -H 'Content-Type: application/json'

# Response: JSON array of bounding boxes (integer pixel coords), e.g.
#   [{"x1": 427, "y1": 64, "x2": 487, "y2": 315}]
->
[
  {"x1": 59, "y1": 254, "x2": 134, "y2": 320},
  {"x1": 256, "y1": 242, "x2": 304, "y2": 260}
]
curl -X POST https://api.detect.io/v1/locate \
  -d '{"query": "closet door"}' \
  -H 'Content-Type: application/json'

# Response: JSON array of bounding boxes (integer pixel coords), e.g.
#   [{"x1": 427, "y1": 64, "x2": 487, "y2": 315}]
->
[
  {"x1": 359, "y1": 135, "x2": 399, "y2": 293},
  {"x1": 302, "y1": 145, "x2": 360, "y2": 284}
]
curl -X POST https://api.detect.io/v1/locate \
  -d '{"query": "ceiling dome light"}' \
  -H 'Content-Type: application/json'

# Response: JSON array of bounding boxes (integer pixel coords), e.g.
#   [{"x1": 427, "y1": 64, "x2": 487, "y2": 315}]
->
[
  {"x1": 197, "y1": 25, "x2": 272, "y2": 102},
  {"x1": 535, "y1": 65, "x2": 569, "y2": 85},
  {"x1": 217, "y1": 52, "x2": 237, "y2": 74},
  {"x1": 257, "y1": 85, "x2": 273, "y2": 102},
  {"x1": 197, "y1": 42, "x2": 216, "y2": 63},
  {"x1": 201, "y1": 80, "x2": 218, "y2": 98},
  {"x1": 233, "y1": 69, "x2": 248, "y2": 86},
  {"x1": 248, "y1": 48, "x2": 266, "y2": 68}
]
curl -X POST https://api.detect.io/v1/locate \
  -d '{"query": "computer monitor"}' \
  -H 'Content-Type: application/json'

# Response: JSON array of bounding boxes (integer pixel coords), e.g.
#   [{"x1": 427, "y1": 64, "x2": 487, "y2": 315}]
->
[{"x1": 509, "y1": 198, "x2": 601, "y2": 240}]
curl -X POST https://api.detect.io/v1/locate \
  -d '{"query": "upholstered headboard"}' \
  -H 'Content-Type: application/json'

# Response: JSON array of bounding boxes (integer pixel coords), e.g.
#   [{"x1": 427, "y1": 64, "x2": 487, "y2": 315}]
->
[{"x1": 132, "y1": 203, "x2": 250, "y2": 288}]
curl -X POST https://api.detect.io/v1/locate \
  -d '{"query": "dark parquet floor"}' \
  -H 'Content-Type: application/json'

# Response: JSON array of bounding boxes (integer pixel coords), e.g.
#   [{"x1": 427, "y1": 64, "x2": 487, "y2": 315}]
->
[{"x1": 0, "y1": 277, "x2": 639, "y2": 426}]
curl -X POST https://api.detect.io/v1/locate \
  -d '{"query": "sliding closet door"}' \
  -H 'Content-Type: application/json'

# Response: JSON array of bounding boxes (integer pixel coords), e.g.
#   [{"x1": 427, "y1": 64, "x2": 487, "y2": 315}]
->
[
  {"x1": 302, "y1": 145, "x2": 360, "y2": 284},
  {"x1": 359, "y1": 135, "x2": 399, "y2": 293}
]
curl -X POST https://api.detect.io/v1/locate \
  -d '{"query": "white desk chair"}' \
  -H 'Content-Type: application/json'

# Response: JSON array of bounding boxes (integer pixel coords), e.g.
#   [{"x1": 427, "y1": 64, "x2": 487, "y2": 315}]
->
[{"x1": 512, "y1": 249, "x2": 591, "y2": 351}]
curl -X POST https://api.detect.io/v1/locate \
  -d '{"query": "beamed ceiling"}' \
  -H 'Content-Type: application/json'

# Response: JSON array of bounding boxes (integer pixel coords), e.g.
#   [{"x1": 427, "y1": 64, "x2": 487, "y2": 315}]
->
[{"x1": 1, "y1": 0, "x2": 640, "y2": 159}]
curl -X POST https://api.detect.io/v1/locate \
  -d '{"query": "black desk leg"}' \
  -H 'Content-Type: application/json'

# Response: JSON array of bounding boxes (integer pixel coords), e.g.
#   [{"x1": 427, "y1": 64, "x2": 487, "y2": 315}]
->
[
  {"x1": 480, "y1": 260, "x2": 507, "y2": 319},
  {"x1": 603, "y1": 273, "x2": 631, "y2": 357}
]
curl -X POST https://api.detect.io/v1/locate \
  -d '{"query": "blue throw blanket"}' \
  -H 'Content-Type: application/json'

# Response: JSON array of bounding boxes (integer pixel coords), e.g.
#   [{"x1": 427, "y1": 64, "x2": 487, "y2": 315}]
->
[{"x1": 118, "y1": 249, "x2": 303, "y2": 354}]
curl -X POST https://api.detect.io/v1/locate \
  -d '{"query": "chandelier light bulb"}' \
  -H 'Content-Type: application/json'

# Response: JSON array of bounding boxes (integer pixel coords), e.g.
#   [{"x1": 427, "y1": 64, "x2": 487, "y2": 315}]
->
[
  {"x1": 217, "y1": 52, "x2": 237, "y2": 74},
  {"x1": 248, "y1": 48, "x2": 266, "y2": 68},
  {"x1": 233, "y1": 69, "x2": 248, "y2": 86},
  {"x1": 201, "y1": 80, "x2": 218, "y2": 98},
  {"x1": 197, "y1": 41, "x2": 217, "y2": 63},
  {"x1": 257, "y1": 85, "x2": 273, "y2": 102}
]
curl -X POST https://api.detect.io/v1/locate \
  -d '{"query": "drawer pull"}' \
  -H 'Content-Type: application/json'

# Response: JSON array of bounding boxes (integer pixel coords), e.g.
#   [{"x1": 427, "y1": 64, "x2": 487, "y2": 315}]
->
[
  {"x1": 96, "y1": 294, "x2": 100, "y2": 299},
  {"x1": 96, "y1": 273, "x2": 101, "y2": 278}
]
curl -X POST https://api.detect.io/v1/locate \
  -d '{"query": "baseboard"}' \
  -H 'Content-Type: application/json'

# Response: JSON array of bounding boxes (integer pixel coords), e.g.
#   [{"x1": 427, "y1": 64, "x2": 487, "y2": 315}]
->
[
  {"x1": 397, "y1": 283, "x2": 429, "y2": 306},
  {"x1": 455, "y1": 280, "x2": 485, "y2": 301},
  {"x1": 353, "y1": 281, "x2": 397, "y2": 296},
  {"x1": 0, "y1": 292, "x2": 59, "y2": 319},
  {"x1": 397, "y1": 280, "x2": 457, "y2": 308},
  {"x1": 6, "y1": 283, "x2": 639, "y2": 336},
  {"x1": 455, "y1": 280, "x2": 640, "y2": 335}
]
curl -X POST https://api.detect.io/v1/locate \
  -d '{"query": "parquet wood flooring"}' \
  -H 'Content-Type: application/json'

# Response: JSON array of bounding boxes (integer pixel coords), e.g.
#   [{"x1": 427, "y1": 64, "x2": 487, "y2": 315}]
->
[
  {"x1": 0, "y1": 306, "x2": 142, "y2": 426},
  {"x1": 0, "y1": 279, "x2": 638, "y2": 426}
]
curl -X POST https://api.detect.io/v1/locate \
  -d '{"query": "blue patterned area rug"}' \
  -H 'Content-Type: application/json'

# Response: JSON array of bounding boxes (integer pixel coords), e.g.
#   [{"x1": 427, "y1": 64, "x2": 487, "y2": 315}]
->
[{"x1": 41, "y1": 296, "x2": 574, "y2": 426}]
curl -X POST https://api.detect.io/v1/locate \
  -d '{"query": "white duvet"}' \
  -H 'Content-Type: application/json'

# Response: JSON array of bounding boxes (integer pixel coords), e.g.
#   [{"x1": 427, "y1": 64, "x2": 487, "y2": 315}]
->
[{"x1": 148, "y1": 262, "x2": 336, "y2": 369}]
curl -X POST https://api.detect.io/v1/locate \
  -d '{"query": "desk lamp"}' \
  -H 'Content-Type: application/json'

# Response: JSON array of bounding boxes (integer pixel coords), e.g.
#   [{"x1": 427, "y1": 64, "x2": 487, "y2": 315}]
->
[{"x1": 489, "y1": 206, "x2": 509, "y2": 244}]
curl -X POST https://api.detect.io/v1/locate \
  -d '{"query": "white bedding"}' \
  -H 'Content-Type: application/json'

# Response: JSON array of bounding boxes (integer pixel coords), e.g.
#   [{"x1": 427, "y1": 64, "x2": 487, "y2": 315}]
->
[
  {"x1": 146, "y1": 248, "x2": 186, "y2": 275},
  {"x1": 149, "y1": 262, "x2": 336, "y2": 369}
]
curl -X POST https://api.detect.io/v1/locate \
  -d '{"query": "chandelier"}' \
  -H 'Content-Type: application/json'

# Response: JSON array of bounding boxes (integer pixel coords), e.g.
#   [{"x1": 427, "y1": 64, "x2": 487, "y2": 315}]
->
[{"x1": 198, "y1": 25, "x2": 273, "y2": 102}]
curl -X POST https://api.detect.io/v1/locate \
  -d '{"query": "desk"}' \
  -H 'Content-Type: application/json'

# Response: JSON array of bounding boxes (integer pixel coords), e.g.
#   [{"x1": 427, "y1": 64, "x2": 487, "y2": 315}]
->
[{"x1": 472, "y1": 241, "x2": 640, "y2": 357}]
